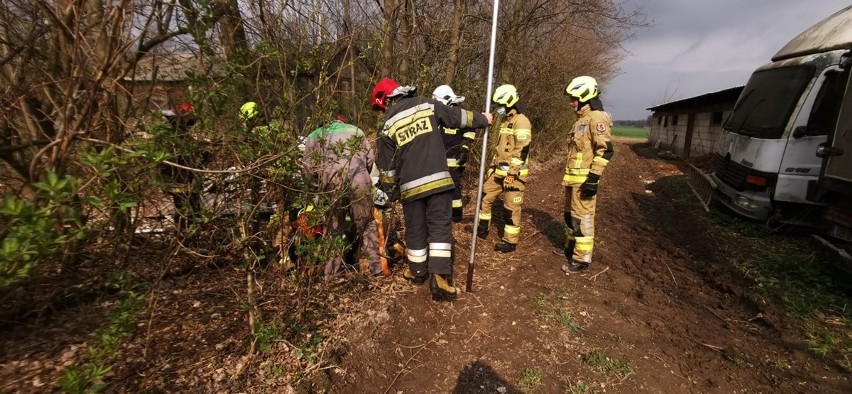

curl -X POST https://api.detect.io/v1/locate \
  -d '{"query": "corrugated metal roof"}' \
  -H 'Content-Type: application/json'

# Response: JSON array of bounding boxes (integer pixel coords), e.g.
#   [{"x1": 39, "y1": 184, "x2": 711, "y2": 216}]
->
[{"x1": 646, "y1": 86, "x2": 744, "y2": 112}]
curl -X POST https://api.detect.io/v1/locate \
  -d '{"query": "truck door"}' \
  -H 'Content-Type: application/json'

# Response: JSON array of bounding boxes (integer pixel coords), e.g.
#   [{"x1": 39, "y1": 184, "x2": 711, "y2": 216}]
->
[
  {"x1": 776, "y1": 67, "x2": 846, "y2": 202},
  {"x1": 822, "y1": 62, "x2": 852, "y2": 184}
]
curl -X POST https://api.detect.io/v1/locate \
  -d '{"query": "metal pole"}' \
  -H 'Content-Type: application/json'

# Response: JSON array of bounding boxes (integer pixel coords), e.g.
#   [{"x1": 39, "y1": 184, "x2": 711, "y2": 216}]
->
[{"x1": 466, "y1": 0, "x2": 499, "y2": 292}]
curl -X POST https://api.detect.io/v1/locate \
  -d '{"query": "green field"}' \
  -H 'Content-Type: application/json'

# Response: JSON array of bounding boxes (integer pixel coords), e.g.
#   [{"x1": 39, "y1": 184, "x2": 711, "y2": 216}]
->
[{"x1": 611, "y1": 125, "x2": 649, "y2": 140}]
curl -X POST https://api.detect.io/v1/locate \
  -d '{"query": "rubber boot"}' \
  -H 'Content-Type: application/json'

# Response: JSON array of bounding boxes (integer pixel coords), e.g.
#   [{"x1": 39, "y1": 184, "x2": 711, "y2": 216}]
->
[
  {"x1": 430, "y1": 273, "x2": 457, "y2": 301},
  {"x1": 476, "y1": 219, "x2": 490, "y2": 239}
]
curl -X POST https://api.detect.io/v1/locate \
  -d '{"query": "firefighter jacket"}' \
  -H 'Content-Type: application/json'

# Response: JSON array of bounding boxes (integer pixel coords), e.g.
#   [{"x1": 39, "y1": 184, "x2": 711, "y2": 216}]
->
[
  {"x1": 302, "y1": 121, "x2": 374, "y2": 188},
  {"x1": 490, "y1": 108, "x2": 532, "y2": 178},
  {"x1": 442, "y1": 125, "x2": 477, "y2": 168},
  {"x1": 562, "y1": 105, "x2": 614, "y2": 185},
  {"x1": 377, "y1": 97, "x2": 489, "y2": 202}
]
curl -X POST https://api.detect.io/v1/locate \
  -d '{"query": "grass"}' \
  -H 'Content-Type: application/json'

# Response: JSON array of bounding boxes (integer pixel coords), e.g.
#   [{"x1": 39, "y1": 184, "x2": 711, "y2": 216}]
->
[
  {"x1": 708, "y1": 209, "x2": 769, "y2": 237},
  {"x1": 565, "y1": 381, "x2": 601, "y2": 394},
  {"x1": 518, "y1": 367, "x2": 543, "y2": 392},
  {"x1": 660, "y1": 168, "x2": 852, "y2": 370},
  {"x1": 254, "y1": 319, "x2": 283, "y2": 354},
  {"x1": 722, "y1": 351, "x2": 754, "y2": 368},
  {"x1": 611, "y1": 125, "x2": 649, "y2": 140},
  {"x1": 535, "y1": 293, "x2": 583, "y2": 333},
  {"x1": 581, "y1": 350, "x2": 635, "y2": 380}
]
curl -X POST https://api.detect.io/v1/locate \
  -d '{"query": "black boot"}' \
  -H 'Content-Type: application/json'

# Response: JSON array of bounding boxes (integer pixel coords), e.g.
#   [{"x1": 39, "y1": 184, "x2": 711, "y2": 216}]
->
[
  {"x1": 452, "y1": 207, "x2": 463, "y2": 223},
  {"x1": 476, "y1": 219, "x2": 490, "y2": 239},
  {"x1": 494, "y1": 240, "x2": 517, "y2": 253},
  {"x1": 553, "y1": 241, "x2": 575, "y2": 260},
  {"x1": 430, "y1": 273, "x2": 457, "y2": 301},
  {"x1": 561, "y1": 260, "x2": 589, "y2": 273}
]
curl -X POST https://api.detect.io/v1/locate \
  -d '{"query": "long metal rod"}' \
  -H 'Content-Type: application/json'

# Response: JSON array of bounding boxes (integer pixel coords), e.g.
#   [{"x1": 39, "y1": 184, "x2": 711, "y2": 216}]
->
[{"x1": 466, "y1": 0, "x2": 499, "y2": 293}]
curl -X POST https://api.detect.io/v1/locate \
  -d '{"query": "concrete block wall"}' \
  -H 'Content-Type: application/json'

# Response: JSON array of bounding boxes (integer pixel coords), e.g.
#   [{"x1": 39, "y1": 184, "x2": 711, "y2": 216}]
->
[{"x1": 650, "y1": 110, "x2": 730, "y2": 157}]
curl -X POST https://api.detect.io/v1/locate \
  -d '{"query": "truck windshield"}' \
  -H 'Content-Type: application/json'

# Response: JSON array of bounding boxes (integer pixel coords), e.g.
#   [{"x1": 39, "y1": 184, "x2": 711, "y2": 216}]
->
[{"x1": 724, "y1": 66, "x2": 814, "y2": 139}]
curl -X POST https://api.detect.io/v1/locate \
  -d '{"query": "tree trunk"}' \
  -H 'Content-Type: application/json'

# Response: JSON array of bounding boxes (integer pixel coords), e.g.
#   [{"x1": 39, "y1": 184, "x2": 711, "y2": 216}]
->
[
  {"x1": 499, "y1": 0, "x2": 524, "y2": 83},
  {"x1": 380, "y1": 0, "x2": 399, "y2": 78},
  {"x1": 443, "y1": 0, "x2": 463, "y2": 85},
  {"x1": 215, "y1": 0, "x2": 250, "y2": 64},
  {"x1": 398, "y1": 0, "x2": 411, "y2": 76}
]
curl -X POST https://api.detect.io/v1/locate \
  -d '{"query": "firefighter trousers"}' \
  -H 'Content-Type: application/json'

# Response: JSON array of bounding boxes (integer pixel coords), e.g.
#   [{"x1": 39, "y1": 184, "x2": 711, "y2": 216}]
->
[
  {"x1": 479, "y1": 174, "x2": 525, "y2": 244},
  {"x1": 402, "y1": 190, "x2": 454, "y2": 276},
  {"x1": 562, "y1": 185, "x2": 597, "y2": 264},
  {"x1": 449, "y1": 166, "x2": 465, "y2": 220}
]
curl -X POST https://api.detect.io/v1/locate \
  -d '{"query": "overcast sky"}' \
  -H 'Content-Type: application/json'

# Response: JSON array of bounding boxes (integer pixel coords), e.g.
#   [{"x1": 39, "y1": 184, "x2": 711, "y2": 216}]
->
[{"x1": 606, "y1": 0, "x2": 852, "y2": 120}]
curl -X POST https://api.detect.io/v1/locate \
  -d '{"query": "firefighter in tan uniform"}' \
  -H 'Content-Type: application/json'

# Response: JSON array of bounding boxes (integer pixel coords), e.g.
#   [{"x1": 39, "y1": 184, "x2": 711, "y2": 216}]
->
[
  {"x1": 557, "y1": 76, "x2": 614, "y2": 273},
  {"x1": 477, "y1": 84, "x2": 532, "y2": 253}
]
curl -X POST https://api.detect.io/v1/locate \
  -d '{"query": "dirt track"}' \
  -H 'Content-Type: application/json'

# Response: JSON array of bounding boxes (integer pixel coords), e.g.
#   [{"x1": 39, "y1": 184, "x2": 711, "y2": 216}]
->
[
  {"x1": 1, "y1": 138, "x2": 850, "y2": 393},
  {"x1": 326, "y1": 138, "x2": 851, "y2": 393}
]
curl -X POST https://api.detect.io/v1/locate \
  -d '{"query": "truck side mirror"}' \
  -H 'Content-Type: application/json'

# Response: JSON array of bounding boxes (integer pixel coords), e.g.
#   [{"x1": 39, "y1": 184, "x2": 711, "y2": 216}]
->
[{"x1": 792, "y1": 126, "x2": 807, "y2": 138}]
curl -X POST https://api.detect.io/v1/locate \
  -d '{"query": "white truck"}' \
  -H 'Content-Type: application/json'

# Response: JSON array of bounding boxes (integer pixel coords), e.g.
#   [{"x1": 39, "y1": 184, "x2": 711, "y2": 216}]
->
[
  {"x1": 809, "y1": 56, "x2": 852, "y2": 263},
  {"x1": 692, "y1": 5, "x2": 852, "y2": 227}
]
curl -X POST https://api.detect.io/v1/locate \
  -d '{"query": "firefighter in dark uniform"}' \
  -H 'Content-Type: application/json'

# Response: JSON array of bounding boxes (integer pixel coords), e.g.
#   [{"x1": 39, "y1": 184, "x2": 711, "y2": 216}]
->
[
  {"x1": 557, "y1": 76, "x2": 614, "y2": 273},
  {"x1": 371, "y1": 78, "x2": 492, "y2": 300},
  {"x1": 159, "y1": 101, "x2": 205, "y2": 235},
  {"x1": 432, "y1": 85, "x2": 479, "y2": 222},
  {"x1": 477, "y1": 84, "x2": 532, "y2": 253}
]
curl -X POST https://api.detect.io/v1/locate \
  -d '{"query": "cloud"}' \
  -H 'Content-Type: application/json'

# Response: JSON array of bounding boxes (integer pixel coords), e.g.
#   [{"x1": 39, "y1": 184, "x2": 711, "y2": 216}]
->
[{"x1": 607, "y1": 0, "x2": 851, "y2": 119}]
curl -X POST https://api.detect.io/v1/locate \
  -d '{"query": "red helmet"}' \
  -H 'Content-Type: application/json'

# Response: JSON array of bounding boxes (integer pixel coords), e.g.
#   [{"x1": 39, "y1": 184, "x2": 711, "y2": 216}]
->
[
  {"x1": 371, "y1": 78, "x2": 399, "y2": 111},
  {"x1": 173, "y1": 101, "x2": 194, "y2": 116}
]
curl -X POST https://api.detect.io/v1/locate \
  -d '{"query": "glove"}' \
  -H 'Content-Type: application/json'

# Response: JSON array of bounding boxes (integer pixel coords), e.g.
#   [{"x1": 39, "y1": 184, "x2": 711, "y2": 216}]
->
[
  {"x1": 502, "y1": 174, "x2": 516, "y2": 190},
  {"x1": 373, "y1": 188, "x2": 389, "y2": 209},
  {"x1": 378, "y1": 181, "x2": 400, "y2": 203},
  {"x1": 579, "y1": 173, "x2": 600, "y2": 199},
  {"x1": 456, "y1": 146, "x2": 470, "y2": 167}
]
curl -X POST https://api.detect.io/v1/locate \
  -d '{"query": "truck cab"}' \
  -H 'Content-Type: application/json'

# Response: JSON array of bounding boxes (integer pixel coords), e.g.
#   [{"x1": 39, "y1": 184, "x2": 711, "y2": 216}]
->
[
  {"x1": 710, "y1": 6, "x2": 852, "y2": 225},
  {"x1": 810, "y1": 52, "x2": 852, "y2": 253}
]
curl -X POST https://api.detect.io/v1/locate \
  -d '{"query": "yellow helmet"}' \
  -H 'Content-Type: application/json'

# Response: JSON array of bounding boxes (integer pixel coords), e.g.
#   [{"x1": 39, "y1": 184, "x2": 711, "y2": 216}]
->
[
  {"x1": 492, "y1": 84, "x2": 519, "y2": 108},
  {"x1": 565, "y1": 76, "x2": 599, "y2": 103},
  {"x1": 240, "y1": 101, "x2": 260, "y2": 121}
]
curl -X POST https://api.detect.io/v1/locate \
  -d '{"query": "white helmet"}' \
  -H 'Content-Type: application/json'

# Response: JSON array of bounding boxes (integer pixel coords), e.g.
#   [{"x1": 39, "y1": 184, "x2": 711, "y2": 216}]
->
[{"x1": 432, "y1": 85, "x2": 465, "y2": 106}]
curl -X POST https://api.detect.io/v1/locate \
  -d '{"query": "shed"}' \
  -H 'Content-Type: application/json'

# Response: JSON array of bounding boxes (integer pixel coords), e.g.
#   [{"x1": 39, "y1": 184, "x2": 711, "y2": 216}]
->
[
  {"x1": 122, "y1": 53, "x2": 223, "y2": 110},
  {"x1": 647, "y1": 86, "x2": 743, "y2": 158}
]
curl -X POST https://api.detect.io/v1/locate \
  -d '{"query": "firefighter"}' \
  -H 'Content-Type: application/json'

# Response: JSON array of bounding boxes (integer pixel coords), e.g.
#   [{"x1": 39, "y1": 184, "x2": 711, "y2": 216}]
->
[
  {"x1": 432, "y1": 85, "x2": 479, "y2": 222},
  {"x1": 239, "y1": 101, "x2": 270, "y2": 134},
  {"x1": 477, "y1": 84, "x2": 532, "y2": 253},
  {"x1": 301, "y1": 119, "x2": 383, "y2": 277},
  {"x1": 371, "y1": 78, "x2": 492, "y2": 301},
  {"x1": 556, "y1": 76, "x2": 614, "y2": 273},
  {"x1": 159, "y1": 101, "x2": 206, "y2": 235}
]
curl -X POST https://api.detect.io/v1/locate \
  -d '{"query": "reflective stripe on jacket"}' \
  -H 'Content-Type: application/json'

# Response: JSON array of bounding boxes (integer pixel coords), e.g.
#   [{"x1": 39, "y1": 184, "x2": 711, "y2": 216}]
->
[
  {"x1": 442, "y1": 126, "x2": 477, "y2": 168},
  {"x1": 377, "y1": 97, "x2": 489, "y2": 202},
  {"x1": 490, "y1": 108, "x2": 532, "y2": 177},
  {"x1": 563, "y1": 105, "x2": 614, "y2": 185}
]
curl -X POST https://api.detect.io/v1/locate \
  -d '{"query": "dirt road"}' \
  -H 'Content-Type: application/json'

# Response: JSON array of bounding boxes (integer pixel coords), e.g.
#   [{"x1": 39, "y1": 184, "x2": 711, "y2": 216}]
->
[{"x1": 326, "y1": 138, "x2": 851, "y2": 393}]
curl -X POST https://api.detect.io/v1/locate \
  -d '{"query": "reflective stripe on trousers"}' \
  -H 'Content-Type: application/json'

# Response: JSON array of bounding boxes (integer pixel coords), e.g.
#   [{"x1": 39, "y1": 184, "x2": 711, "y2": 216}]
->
[
  {"x1": 479, "y1": 173, "x2": 525, "y2": 244},
  {"x1": 402, "y1": 190, "x2": 454, "y2": 275},
  {"x1": 563, "y1": 185, "x2": 596, "y2": 264}
]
